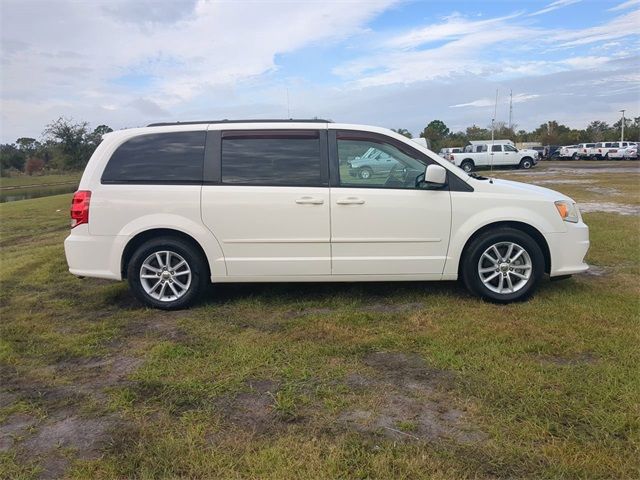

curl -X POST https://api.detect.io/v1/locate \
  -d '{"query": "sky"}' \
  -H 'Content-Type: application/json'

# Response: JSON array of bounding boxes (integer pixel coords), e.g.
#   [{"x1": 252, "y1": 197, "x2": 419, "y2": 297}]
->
[{"x1": 1, "y1": 0, "x2": 639, "y2": 142}]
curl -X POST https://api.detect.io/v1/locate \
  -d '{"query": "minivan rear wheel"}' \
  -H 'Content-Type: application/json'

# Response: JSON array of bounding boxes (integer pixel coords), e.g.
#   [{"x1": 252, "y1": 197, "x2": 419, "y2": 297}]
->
[
  {"x1": 462, "y1": 227, "x2": 544, "y2": 303},
  {"x1": 127, "y1": 236, "x2": 208, "y2": 310}
]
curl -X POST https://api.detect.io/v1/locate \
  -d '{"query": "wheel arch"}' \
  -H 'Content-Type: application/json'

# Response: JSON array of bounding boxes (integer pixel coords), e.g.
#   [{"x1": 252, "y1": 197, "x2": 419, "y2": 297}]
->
[
  {"x1": 457, "y1": 221, "x2": 551, "y2": 276},
  {"x1": 121, "y1": 228, "x2": 211, "y2": 280}
]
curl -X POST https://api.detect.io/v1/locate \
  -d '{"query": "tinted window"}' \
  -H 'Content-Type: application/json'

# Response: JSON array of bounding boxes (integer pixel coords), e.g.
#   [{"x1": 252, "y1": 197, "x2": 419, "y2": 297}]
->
[
  {"x1": 504, "y1": 144, "x2": 517, "y2": 152},
  {"x1": 338, "y1": 138, "x2": 426, "y2": 189},
  {"x1": 491, "y1": 145, "x2": 502, "y2": 152},
  {"x1": 102, "y1": 131, "x2": 205, "y2": 183},
  {"x1": 221, "y1": 132, "x2": 322, "y2": 186}
]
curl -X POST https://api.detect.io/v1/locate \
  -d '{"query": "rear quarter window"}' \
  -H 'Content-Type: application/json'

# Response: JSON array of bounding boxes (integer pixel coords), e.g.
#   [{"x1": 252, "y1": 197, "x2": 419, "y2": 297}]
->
[{"x1": 101, "y1": 131, "x2": 206, "y2": 184}]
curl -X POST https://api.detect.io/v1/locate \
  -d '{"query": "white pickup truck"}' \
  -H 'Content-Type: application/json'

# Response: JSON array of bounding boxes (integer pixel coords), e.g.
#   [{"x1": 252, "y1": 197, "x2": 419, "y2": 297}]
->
[{"x1": 449, "y1": 142, "x2": 538, "y2": 173}]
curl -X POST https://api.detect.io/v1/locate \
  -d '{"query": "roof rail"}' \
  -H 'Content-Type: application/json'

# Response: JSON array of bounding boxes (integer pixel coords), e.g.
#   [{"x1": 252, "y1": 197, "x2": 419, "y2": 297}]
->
[{"x1": 147, "y1": 119, "x2": 333, "y2": 127}]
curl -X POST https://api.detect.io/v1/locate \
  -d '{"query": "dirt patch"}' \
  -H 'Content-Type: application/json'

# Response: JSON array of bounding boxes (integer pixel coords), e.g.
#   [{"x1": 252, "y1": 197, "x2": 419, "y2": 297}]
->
[
  {"x1": 547, "y1": 167, "x2": 640, "y2": 175},
  {"x1": 53, "y1": 355, "x2": 143, "y2": 392},
  {"x1": 362, "y1": 351, "x2": 454, "y2": 393},
  {"x1": 0, "y1": 413, "x2": 37, "y2": 452},
  {"x1": 0, "y1": 390, "x2": 19, "y2": 408},
  {"x1": 21, "y1": 415, "x2": 118, "y2": 479},
  {"x1": 534, "y1": 179, "x2": 595, "y2": 185},
  {"x1": 215, "y1": 379, "x2": 281, "y2": 436},
  {"x1": 579, "y1": 202, "x2": 640, "y2": 216},
  {"x1": 361, "y1": 302, "x2": 424, "y2": 314},
  {"x1": 536, "y1": 352, "x2": 599, "y2": 366},
  {"x1": 1, "y1": 340, "x2": 143, "y2": 477},
  {"x1": 579, "y1": 265, "x2": 609, "y2": 277},
  {"x1": 585, "y1": 186, "x2": 621, "y2": 196},
  {"x1": 341, "y1": 352, "x2": 483, "y2": 443},
  {"x1": 284, "y1": 306, "x2": 335, "y2": 319}
]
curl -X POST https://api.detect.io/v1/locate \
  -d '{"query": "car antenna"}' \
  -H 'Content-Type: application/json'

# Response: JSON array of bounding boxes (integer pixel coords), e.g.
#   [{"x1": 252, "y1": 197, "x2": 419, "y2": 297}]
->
[{"x1": 489, "y1": 88, "x2": 498, "y2": 183}]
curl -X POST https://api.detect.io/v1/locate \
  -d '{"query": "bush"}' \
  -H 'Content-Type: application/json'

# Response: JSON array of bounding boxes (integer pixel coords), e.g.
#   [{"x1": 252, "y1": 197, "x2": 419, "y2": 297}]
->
[{"x1": 25, "y1": 157, "x2": 45, "y2": 176}]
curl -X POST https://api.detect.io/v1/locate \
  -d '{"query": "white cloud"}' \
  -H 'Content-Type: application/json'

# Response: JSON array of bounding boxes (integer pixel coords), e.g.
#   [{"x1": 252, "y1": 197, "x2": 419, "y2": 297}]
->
[
  {"x1": 1, "y1": 0, "x2": 397, "y2": 140},
  {"x1": 450, "y1": 93, "x2": 540, "y2": 108},
  {"x1": 609, "y1": 0, "x2": 640, "y2": 11},
  {"x1": 551, "y1": 9, "x2": 640, "y2": 47},
  {"x1": 528, "y1": 0, "x2": 582, "y2": 17},
  {"x1": 385, "y1": 12, "x2": 523, "y2": 49},
  {"x1": 0, "y1": 0, "x2": 638, "y2": 142}
]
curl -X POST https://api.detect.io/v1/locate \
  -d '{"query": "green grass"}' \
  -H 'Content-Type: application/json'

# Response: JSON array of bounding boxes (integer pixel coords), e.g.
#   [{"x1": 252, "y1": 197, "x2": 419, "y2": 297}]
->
[
  {"x1": 1, "y1": 162, "x2": 639, "y2": 479},
  {"x1": 0, "y1": 173, "x2": 81, "y2": 189}
]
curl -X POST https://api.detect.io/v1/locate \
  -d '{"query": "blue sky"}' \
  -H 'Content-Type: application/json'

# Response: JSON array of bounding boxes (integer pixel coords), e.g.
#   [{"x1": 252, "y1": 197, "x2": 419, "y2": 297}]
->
[{"x1": 1, "y1": 0, "x2": 639, "y2": 142}]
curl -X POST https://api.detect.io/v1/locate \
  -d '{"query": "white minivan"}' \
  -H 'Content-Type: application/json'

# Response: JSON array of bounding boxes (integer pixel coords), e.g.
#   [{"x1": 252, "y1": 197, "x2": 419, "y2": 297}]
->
[{"x1": 64, "y1": 120, "x2": 589, "y2": 309}]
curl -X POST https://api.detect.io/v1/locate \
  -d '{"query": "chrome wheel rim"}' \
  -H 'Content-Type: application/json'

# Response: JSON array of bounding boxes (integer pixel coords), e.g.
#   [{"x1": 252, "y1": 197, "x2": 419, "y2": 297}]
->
[
  {"x1": 478, "y1": 242, "x2": 532, "y2": 294},
  {"x1": 463, "y1": 163, "x2": 472, "y2": 172},
  {"x1": 360, "y1": 169, "x2": 371, "y2": 179},
  {"x1": 140, "y1": 250, "x2": 191, "y2": 302}
]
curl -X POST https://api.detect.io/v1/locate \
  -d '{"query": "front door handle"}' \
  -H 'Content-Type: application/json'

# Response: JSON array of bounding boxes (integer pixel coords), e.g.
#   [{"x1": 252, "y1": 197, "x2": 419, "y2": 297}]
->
[
  {"x1": 295, "y1": 196, "x2": 324, "y2": 205},
  {"x1": 336, "y1": 197, "x2": 365, "y2": 205}
]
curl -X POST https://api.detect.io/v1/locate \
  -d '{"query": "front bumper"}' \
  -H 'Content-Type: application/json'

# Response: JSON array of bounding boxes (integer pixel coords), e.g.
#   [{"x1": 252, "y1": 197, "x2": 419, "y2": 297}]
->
[{"x1": 545, "y1": 221, "x2": 590, "y2": 276}]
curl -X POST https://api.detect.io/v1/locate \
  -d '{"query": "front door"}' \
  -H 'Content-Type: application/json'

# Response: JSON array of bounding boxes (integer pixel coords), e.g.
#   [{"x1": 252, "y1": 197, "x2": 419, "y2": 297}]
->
[
  {"x1": 201, "y1": 129, "x2": 331, "y2": 277},
  {"x1": 329, "y1": 131, "x2": 451, "y2": 276}
]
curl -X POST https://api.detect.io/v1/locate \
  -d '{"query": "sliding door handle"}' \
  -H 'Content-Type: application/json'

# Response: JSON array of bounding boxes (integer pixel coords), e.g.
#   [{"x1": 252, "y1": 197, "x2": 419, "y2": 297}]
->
[
  {"x1": 295, "y1": 196, "x2": 324, "y2": 205},
  {"x1": 336, "y1": 197, "x2": 365, "y2": 205}
]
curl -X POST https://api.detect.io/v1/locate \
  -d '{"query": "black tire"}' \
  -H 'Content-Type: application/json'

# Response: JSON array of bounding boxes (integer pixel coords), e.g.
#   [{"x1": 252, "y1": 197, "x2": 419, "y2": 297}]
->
[
  {"x1": 460, "y1": 160, "x2": 474, "y2": 173},
  {"x1": 571, "y1": 153, "x2": 577, "y2": 160},
  {"x1": 358, "y1": 167, "x2": 373, "y2": 180},
  {"x1": 519, "y1": 157, "x2": 533, "y2": 169},
  {"x1": 127, "y1": 236, "x2": 208, "y2": 310},
  {"x1": 461, "y1": 227, "x2": 545, "y2": 303}
]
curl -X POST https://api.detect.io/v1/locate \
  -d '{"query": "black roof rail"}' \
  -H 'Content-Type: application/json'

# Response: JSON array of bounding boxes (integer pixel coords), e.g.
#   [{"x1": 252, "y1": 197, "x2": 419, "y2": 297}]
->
[{"x1": 147, "y1": 119, "x2": 333, "y2": 127}]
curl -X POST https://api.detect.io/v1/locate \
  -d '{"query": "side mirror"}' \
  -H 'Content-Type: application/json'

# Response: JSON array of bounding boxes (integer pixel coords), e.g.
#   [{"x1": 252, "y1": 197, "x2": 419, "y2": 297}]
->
[{"x1": 424, "y1": 164, "x2": 447, "y2": 186}]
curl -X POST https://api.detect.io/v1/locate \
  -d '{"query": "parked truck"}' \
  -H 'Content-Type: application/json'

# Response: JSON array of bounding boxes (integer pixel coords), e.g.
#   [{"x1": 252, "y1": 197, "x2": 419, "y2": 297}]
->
[{"x1": 449, "y1": 141, "x2": 538, "y2": 172}]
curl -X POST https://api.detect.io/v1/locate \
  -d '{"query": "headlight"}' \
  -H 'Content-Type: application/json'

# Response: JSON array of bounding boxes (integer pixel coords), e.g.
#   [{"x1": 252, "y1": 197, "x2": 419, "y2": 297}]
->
[{"x1": 555, "y1": 200, "x2": 579, "y2": 223}]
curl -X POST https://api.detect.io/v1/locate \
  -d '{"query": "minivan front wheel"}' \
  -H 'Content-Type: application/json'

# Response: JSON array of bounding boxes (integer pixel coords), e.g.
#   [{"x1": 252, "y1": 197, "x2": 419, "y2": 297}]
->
[
  {"x1": 127, "y1": 236, "x2": 208, "y2": 310},
  {"x1": 462, "y1": 228, "x2": 544, "y2": 303}
]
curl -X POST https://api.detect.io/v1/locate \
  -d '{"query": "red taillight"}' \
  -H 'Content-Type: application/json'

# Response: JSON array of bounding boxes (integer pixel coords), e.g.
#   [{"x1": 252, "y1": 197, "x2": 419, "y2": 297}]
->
[{"x1": 70, "y1": 190, "x2": 91, "y2": 228}]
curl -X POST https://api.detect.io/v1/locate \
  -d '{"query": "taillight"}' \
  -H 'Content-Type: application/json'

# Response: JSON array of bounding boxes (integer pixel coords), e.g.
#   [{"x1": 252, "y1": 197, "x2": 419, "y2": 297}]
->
[{"x1": 70, "y1": 190, "x2": 91, "y2": 228}]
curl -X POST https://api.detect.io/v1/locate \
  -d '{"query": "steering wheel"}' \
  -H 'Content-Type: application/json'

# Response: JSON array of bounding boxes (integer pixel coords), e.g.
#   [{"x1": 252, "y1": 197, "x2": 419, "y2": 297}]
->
[{"x1": 385, "y1": 162, "x2": 408, "y2": 187}]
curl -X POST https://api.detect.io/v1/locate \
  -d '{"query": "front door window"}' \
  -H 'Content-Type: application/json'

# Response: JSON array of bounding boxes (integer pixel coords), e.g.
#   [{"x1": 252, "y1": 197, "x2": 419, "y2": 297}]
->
[{"x1": 338, "y1": 139, "x2": 427, "y2": 189}]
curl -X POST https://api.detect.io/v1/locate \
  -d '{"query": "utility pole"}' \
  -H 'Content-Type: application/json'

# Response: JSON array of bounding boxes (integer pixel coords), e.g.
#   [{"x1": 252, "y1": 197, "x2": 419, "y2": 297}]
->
[
  {"x1": 620, "y1": 109, "x2": 625, "y2": 142},
  {"x1": 508, "y1": 89, "x2": 513, "y2": 131},
  {"x1": 286, "y1": 88, "x2": 291, "y2": 118},
  {"x1": 490, "y1": 89, "x2": 498, "y2": 176}
]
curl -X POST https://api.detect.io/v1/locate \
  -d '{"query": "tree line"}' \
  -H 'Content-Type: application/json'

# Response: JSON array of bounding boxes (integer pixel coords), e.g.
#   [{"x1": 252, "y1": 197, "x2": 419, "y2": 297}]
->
[
  {"x1": 2, "y1": 116, "x2": 639, "y2": 176},
  {"x1": 0, "y1": 118, "x2": 112, "y2": 176},
  {"x1": 395, "y1": 117, "x2": 640, "y2": 153}
]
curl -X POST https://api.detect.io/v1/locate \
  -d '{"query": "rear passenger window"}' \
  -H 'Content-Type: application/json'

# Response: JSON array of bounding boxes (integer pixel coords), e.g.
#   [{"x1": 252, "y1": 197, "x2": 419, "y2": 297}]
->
[
  {"x1": 221, "y1": 131, "x2": 322, "y2": 186},
  {"x1": 491, "y1": 145, "x2": 502, "y2": 152},
  {"x1": 102, "y1": 131, "x2": 205, "y2": 183}
]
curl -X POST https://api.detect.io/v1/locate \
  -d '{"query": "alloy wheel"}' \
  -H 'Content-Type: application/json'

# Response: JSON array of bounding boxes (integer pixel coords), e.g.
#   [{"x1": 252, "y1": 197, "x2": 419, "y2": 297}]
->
[
  {"x1": 139, "y1": 250, "x2": 192, "y2": 302},
  {"x1": 477, "y1": 242, "x2": 532, "y2": 294}
]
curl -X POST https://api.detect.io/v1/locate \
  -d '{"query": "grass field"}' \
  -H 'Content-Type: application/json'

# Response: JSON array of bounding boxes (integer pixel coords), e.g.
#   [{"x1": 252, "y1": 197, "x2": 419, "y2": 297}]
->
[
  {"x1": 1, "y1": 161, "x2": 639, "y2": 479},
  {"x1": 0, "y1": 173, "x2": 81, "y2": 189}
]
